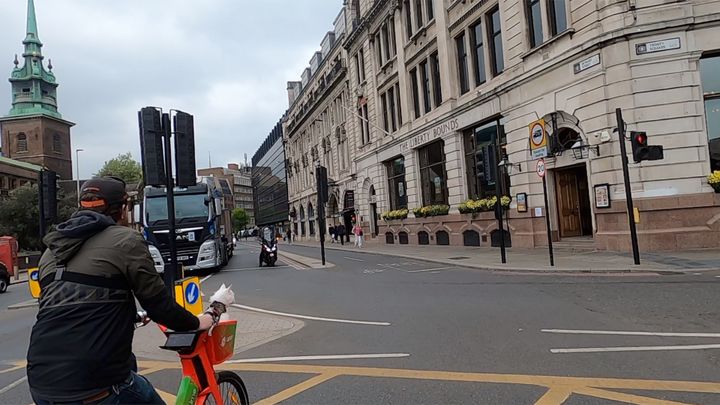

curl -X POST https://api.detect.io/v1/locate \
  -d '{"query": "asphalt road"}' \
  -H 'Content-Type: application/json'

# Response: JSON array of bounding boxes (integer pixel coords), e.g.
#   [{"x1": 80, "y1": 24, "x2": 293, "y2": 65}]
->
[{"x1": 1, "y1": 242, "x2": 720, "y2": 404}]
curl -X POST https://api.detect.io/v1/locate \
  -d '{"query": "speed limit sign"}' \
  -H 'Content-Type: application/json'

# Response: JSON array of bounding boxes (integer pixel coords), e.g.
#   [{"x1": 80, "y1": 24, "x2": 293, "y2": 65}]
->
[{"x1": 536, "y1": 159, "x2": 546, "y2": 178}]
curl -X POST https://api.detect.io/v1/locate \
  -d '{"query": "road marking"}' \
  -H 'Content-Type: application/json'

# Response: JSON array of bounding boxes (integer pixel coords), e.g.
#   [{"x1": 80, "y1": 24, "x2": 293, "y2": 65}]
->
[
  {"x1": 551, "y1": 343, "x2": 720, "y2": 354},
  {"x1": 542, "y1": 328, "x2": 720, "y2": 338},
  {"x1": 343, "y1": 257, "x2": 365, "y2": 262},
  {"x1": 155, "y1": 388, "x2": 177, "y2": 403},
  {"x1": 200, "y1": 274, "x2": 213, "y2": 283},
  {"x1": 255, "y1": 373, "x2": 338, "y2": 405},
  {"x1": 573, "y1": 386, "x2": 688, "y2": 405},
  {"x1": 230, "y1": 303, "x2": 391, "y2": 326},
  {"x1": 0, "y1": 375, "x2": 27, "y2": 395},
  {"x1": 227, "y1": 353, "x2": 410, "y2": 364},
  {"x1": 0, "y1": 364, "x2": 25, "y2": 375},
  {"x1": 534, "y1": 387, "x2": 573, "y2": 405},
  {"x1": 406, "y1": 267, "x2": 456, "y2": 273},
  {"x1": 222, "y1": 265, "x2": 291, "y2": 272}
]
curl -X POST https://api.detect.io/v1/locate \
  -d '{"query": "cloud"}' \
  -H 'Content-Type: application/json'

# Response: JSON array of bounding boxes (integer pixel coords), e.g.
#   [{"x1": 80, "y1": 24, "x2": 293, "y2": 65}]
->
[{"x1": 0, "y1": 0, "x2": 343, "y2": 177}]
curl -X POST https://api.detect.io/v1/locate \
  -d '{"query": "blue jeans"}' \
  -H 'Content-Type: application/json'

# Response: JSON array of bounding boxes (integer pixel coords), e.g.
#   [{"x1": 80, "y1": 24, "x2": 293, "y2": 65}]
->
[{"x1": 32, "y1": 372, "x2": 165, "y2": 405}]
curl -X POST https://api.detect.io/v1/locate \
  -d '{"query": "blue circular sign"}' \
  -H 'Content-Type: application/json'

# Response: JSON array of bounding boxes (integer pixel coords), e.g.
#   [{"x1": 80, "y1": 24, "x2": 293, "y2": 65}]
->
[
  {"x1": 30, "y1": 270, "x2": 39, "y2": 281},
  {"x1": 185, "y1": 282, "x2": 199, "y2": 305}
]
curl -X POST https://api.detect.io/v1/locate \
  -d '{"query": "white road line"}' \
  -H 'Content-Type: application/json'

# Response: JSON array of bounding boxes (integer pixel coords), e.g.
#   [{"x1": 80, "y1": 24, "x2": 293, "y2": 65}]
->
[
  {"x1": 715, "y1": 276, "x2": 720, "y2": 278},
  {"x1": 551, "y1": 344, "x2": 720, "y2": 354},
  {"x1": 344, "y1": 257, "x2": 365, "y2": 262},
  {"x1": 0, "y1": 375, "x2": 27, "y2": 395},
  {"x1": 222, "y1": 266, "x2": 291, "y2": 272},
  {"x1": 226, "y1": 353, "x2": 409, "y2": 364},
  {"x1": 541, "y1": 329, "x2": 720, "y2": 338},
  {"x1": 406, "y1": 267, "x2": 456, "y2": 273},
  {"x1": 230, "y1": 303, "x2": 390, "y2": 326},
  {"x1": 200, "y1": 274, "x2": 213, "y2": 283}
]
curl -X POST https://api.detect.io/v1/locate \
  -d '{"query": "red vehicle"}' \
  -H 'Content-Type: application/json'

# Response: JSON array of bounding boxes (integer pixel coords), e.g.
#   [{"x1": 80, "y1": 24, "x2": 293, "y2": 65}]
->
[{"x1": 0, "y1": 236, "x2": 18, "y2": 293}]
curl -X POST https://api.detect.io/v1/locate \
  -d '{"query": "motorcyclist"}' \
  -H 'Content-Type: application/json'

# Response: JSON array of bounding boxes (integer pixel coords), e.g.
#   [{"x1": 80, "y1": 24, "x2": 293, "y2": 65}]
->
[{"x1": 27, "y1": 177, "x2": 234, "y2": 405}]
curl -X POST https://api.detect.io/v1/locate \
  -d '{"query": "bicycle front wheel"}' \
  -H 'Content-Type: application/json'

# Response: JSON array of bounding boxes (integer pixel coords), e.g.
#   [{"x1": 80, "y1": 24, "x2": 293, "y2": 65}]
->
[{"x1": 204, "y1": 371, "x2": 249, "y2": 405}]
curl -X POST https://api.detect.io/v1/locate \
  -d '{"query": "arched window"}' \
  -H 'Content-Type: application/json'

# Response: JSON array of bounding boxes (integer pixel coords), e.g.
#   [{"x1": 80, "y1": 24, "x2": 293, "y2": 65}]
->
[
  {"x1": 463, "y1": 230, "x2": 481, "y2": 247},
  {"x1": 385, "y1": 232, "x2": 395, "y2": 244},
  {"x1": 16, "y1": 133, "x2": 27, "y2": 152},
  {"x1": 418, "y1": 231, "x2": 429, "y2": 245},
  {"x1": 556, "y1": 127, "x2": 581, "y2": 151},
  {"x1": 398, "y1": 231, "x2": 409, "y2": 244},
  {"x1": 52, "y1": 133, "x2": 62, "y2": 153},
  {"x1": 436, "y1": 230, "x2": 449, "y2": 245}
]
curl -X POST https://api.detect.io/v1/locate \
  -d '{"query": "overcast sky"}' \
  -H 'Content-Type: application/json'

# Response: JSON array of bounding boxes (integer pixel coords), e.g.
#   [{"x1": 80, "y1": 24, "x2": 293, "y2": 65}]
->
[{"x1": 0, "y1": 0, "x2": 342, "y2": 178}]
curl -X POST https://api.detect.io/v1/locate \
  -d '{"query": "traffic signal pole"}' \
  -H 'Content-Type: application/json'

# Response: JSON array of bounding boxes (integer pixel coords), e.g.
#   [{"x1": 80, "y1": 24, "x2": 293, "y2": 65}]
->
[{"x1": 615, "y1": 108, "x2": 641, "y2": 265}]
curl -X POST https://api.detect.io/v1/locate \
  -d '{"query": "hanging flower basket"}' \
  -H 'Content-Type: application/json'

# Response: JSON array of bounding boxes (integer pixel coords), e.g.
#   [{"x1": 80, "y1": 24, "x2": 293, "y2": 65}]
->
[{"x1": 708, "y1": 171, "x2": 720, "y2": 193}]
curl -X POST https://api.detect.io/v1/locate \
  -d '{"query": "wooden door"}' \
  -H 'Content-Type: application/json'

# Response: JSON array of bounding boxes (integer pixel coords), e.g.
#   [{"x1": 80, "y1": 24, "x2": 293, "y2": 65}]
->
[{"x1": 556, "y1": 170, "x2": 581, "y2": 237}]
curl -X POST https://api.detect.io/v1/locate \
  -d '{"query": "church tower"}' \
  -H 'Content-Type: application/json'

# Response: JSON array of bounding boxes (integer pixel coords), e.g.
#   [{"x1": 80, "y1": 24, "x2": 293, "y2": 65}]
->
[{"x1": 0, "y1": 0, "x2": 74, "y2": 180}]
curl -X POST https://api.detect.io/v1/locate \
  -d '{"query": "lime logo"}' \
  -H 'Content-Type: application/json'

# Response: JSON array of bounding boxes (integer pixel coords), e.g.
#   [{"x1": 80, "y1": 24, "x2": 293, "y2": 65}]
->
[
  {"x1": 185, "y1": 282, "x2": 199, "y2": 305},
  {"x1": 531, "y1": 123, "x2": 545, "y2": 146},
  {"x1": 30, "y1": 271, "x2": 39, "y2": 281}
]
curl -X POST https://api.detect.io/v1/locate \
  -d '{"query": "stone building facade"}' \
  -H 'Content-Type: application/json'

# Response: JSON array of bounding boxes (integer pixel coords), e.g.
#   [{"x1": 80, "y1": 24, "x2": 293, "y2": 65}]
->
[
  {"x1": 285, "y1": 0, "x2": 720, "y2": 251},
  {"x1": 198, "y1": 163, "x2": 255, "y2": 228}
]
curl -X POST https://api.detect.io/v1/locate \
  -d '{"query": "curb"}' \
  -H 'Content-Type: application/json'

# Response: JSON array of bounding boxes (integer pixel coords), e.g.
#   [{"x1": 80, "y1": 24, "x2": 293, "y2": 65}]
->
[{"x1": 289, "y1": 243, "x2": 697, "y2": 275}]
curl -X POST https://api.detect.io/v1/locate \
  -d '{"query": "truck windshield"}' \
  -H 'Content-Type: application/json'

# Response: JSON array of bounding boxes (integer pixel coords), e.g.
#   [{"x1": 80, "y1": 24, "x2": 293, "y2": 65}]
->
[{"x1": 145, "y1": 194, "x2": 209, "y2": 224}]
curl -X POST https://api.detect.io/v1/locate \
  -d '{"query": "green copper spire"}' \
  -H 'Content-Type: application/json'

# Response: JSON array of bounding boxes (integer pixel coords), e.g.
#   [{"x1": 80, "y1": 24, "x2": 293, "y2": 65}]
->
[{"x1": 6, "y1": 0, "x2": 61, "y2": 119}]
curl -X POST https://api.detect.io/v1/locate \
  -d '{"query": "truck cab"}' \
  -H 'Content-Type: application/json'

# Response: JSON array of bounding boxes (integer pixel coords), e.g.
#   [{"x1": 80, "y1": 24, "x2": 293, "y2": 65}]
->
[{"x1": 142, "y1": 178, "x2": 229, "y2": 273}]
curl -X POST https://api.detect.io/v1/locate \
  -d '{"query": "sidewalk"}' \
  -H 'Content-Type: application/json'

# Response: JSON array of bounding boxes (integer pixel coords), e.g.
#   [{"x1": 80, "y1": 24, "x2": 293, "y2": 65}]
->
[{"x1": 288, "y1": 238, "x2": 720, "y2": 273}]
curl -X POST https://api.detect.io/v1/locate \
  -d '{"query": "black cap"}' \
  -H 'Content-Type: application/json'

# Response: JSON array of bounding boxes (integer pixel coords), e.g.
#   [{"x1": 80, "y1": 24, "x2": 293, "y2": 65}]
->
[{"x1": 79, "y1": 176, "x2": 128, "y2": 211}]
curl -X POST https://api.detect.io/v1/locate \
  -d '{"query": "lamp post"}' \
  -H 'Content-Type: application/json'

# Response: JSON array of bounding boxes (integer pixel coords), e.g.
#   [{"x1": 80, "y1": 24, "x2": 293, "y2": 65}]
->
[{"x1": 75, "y1": 148, "x2": 84, "y2": 205}]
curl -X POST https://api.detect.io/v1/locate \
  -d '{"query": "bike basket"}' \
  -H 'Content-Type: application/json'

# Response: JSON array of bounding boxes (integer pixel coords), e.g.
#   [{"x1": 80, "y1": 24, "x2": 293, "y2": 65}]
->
[{"x1": 207, "y1": 320, "x2": 237, "y2": 365}]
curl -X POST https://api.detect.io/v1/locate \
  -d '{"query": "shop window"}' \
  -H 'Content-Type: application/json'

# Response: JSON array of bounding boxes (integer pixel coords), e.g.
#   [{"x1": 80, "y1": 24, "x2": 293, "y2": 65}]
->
[
  {"x1": 463, "y1": 230, "x2": 480, "y2": 246},
  {"x1": 490, "y1": 229, "x2": 512, "y2": 247},
  {"x1": 385, "y1": 232, "x2": 395, "y2": 244},
  {"x1": 385, "y1": 156, "x2": 407, "y2": 209},
  {"x1": 16, "y1": 133, "x2": 27, "y2": 153},
  {"x1": 464, "y1": 120, "x2": 509, "y2": 199},
  {"x1": 700, "y1": 54, "x2": 720, "y2": 171},
  {"x1": 419, "y1": 140, "x2": 447, "y2": 205},
  {"x1": 436, "y1": 230, "x2": 449, "y2": 245},
  {"x1": 418, "y1": 231, "x2": 429, "y2": 245},
  {"x1": 399, "y1": 231, "x2": 409, "y2": 244}
]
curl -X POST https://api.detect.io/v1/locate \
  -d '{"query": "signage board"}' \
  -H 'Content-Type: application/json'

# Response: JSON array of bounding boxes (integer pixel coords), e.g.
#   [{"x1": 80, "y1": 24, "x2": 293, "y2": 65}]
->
[
  {"x1": 536, "y1": 159, "x2": 546, "y2": 178},
  {"x1": 573, "y1": 54, "x2": 601, "y2": 74},
  {"x1": 636, "y1": 38, "x2": 681, "y2": 55},
  {"x1": 529, "y1": 119, "x2": 548, "y2": 159},
  {"x1": 175, "y1": 276, "x2": 203, "y2": 315}
]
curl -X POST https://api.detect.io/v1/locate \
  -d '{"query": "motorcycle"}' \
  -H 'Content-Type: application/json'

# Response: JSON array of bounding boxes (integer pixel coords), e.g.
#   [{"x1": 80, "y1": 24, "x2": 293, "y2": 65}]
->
[{"x1": 259, "y1": 227, "x2": 277, "y2": 267}]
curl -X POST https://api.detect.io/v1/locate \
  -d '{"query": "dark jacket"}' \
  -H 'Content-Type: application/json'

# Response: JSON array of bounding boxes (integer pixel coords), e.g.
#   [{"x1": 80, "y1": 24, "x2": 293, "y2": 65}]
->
[{"x1": 27, "y1": 211, "x2": 199, "y2": 402}]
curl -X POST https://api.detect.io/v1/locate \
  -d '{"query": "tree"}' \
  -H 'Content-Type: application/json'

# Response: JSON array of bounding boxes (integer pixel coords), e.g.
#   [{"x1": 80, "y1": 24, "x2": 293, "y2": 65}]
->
[
  {"x1": 232, "y1": 208, "x2": 249, "y2": 232},
  {"x1": 0, "y1": 184, "x2": 75, "y2": 251},
  {"x1": 95, "y1": 152, "x2": 143, "y2": 184}
]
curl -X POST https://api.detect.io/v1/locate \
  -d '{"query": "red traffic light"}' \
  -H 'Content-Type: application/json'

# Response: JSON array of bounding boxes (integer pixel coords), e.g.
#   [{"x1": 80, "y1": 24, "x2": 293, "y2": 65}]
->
[{"x1": 634, "y1": 132, "x2": 647, "y2": 145}]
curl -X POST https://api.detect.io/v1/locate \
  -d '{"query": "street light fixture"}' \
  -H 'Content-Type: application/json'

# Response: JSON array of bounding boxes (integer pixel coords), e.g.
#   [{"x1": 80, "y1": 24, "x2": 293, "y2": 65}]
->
[{"x1": 75, "y1": 148, "x2": 83, "y2": 206}]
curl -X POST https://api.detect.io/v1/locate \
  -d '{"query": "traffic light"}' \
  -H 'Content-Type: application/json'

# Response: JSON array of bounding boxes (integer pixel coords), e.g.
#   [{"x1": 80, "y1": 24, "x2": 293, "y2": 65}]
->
[
  {"x1": 40, "y1": 170, "x2": 57, "y2": 223},
  {"x1": 476, "y1": 145, "x2": 496, "y2": 185},
  {"x1": 316, "y1": 165, "x2": 328, "y2": 204},
  {"x1": 173, "y1": 111, "x2": 197, "y2": 187},
  {"x1": 630, "y1": 131, "x2": 664, "y2": 163},
  {"x1": 138, "y1": 107, "x2": 166, "y2": 186}
]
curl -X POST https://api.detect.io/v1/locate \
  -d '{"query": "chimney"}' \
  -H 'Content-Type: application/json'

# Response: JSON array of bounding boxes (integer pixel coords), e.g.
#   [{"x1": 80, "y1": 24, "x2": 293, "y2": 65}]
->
[{"x1": 228, "y1": 163, "x2": 239, "y2": 170}]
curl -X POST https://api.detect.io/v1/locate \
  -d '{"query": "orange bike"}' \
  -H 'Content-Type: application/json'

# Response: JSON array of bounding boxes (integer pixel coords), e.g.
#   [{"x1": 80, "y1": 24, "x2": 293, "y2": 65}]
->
[{"x1": 138, "y1": 311, "x2": 249, "y2": 405}]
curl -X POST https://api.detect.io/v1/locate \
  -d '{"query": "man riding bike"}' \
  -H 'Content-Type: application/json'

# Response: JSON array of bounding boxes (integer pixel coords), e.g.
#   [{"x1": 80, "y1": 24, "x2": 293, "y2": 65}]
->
[{"x1": 27, "y1": 177, "x2": 233, "y2": 405}]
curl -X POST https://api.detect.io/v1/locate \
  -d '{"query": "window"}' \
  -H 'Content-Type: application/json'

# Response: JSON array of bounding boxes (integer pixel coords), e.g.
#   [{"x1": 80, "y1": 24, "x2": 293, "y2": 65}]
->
[
  {"x1": 488, "y1": 7, "x2": 504, "y2": 75},
  {"x1": 456, "y1": 33, "x2": 470, "y2": 94},
  {"x1": 430, "y1": 52, "x2": 442, "y2": 107},
  {"x1": 419, "y1": 140, "x2": 447, "y2": 205},
  {"x1": 426, "y1": 0, "x2": 434, "y2": 21},
  {"x1": 389, "y1": 17, "x2": 397, "y2": 56},
  {"x1": 16, "y1": 133, "x2": 27, "y2": 153},
  {"x1": 359, "y1": 103, "x2": 370, "y2": 145},
  {"x1": 404, "y1": 0, "x2": 413, "y2": 39},
  {"x1": 410, "y1": 68, "x2": 421, "y2": 118},
  {"x1": 471, "y1": 21, "x2": 486, "y2": 86},
  {"x1": 359, "y1": 49, "x2": 365, "y2": 82},
  {"x1": 395, "y1": 83, "x2": 403, "y2": 127},
  {"x1": 52, "y1": 133, "x2": 61, "y2": 153},
  {"x1": 420, "y1": 60, "x2": 431, "y2": 113},
  {"x1": 548, "y1": 0, "x2": 568, "y2": 36},
  {"x1": 464, "y1": 119, "x2": 509, "y2": 199},
  {"x1": 527, "y1": 0, "x2": 543, "y2": 48},
  {"x1": 381, "y1": 93, "x2": 389, "y2": 133},
  {"x1": 362, "y1": 104, "x2": 370, "y2": 143},
  {"x1": 386, "y1": 156, "x2": 407, "y2": 209},
  {"x1": 701, "y1": 55, "x2": 720, "y2": 171},
  {"x1": 388, "y1": 86, "x2": 397, "y2": 132},
  {"x1": 375, "y1": 33, "x2": 383, "y2": 66},
  {"x1": 415, "y1": 0, "x2": 423, "y2": 30},
  {"x1": 382, "y1": 24, "x2": 390, "y2": 62}
]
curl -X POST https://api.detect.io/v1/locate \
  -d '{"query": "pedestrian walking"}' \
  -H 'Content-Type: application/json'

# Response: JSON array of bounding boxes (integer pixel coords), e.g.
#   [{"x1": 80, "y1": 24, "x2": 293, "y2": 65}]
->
[
  {"x1": 353, "y1": 224, "x2": 364, "y2": 248},
  {"x1": 337, "y1": 224, "x2": 345, "y2": 246},
  {"x1": 286, "y1": 228, "x2": 292, "y2": 244},
  {"x1": 329, "y1": 225, "x2": 336, "y2": 243}
]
